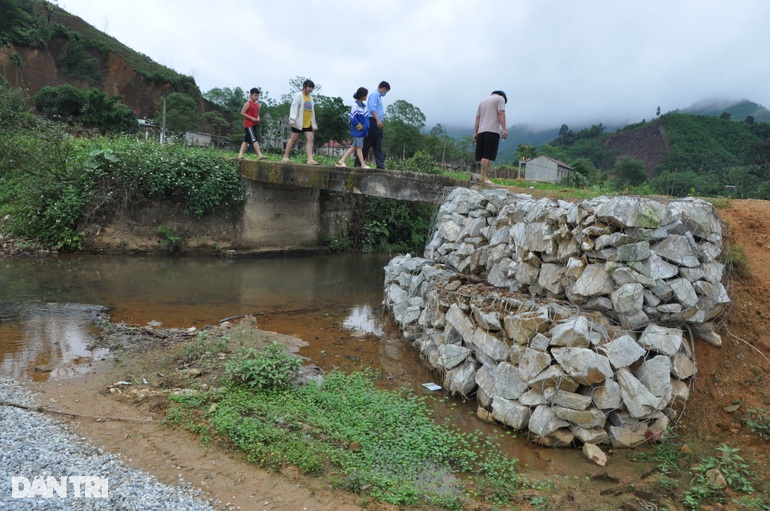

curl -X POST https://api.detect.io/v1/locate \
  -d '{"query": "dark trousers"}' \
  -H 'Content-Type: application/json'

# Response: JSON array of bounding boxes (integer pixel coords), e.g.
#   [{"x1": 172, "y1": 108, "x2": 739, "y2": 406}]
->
[{"x1": 356, "y1": 117, "x2": 384, "y2": 169}]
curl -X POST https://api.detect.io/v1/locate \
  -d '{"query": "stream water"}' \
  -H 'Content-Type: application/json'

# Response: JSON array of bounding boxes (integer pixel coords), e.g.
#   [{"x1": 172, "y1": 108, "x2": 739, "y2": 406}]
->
[
  {"x1": 0, "y1": 253, "x2": 397, "y2": 378},
  {"x1": 0, "y1": 252, "x2": 581, "y2": 470}
]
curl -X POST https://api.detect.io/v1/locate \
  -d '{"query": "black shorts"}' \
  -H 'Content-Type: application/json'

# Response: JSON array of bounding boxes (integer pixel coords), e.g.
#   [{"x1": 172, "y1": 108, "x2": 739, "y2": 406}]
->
[
  {"x1": 291, "y1": 126, "x2": 314, "y2": 133},
  {"x1": 244, "y1": 126, "x2": 259, "y2": 144},
  {"x1": 475, "y1": 132, "x2": 500, "y2": 161}
]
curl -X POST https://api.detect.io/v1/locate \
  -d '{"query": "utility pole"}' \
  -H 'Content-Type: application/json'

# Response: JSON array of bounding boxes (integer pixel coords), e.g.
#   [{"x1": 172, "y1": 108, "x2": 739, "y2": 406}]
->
[{"x1": 160, "y1": 95, "x2": 167, "y2": 145}]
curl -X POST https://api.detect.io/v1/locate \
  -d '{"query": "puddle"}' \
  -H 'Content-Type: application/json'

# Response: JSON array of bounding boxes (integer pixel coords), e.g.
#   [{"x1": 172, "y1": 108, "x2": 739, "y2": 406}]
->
[{"x1": 0, "y1": 302, "x2": 111, "y2": 381}]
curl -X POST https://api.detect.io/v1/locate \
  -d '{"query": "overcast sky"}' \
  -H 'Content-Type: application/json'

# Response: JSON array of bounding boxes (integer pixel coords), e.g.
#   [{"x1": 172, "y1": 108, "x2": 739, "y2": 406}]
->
[{"x1": 58, "y1": 0, "x2": 770, "y2": 131}]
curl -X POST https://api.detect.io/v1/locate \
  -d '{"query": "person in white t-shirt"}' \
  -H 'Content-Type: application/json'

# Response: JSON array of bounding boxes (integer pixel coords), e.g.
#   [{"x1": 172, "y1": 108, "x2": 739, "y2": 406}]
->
[{"x1": 473, "y1": 90, "x2": 508, "y2": 184}]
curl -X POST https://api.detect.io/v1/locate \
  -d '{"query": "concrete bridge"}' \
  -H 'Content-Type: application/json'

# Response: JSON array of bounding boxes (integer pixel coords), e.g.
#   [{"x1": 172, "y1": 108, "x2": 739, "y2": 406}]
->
[
  {"x1": 239, "y1": 159, "x2": 471, "y2": 204},
  {"x1": 90, "y1": 161, "x2": 475, "y2": 255},
  {"x1": 232, "y1": 160, "x2": 473, "y2": 253}
]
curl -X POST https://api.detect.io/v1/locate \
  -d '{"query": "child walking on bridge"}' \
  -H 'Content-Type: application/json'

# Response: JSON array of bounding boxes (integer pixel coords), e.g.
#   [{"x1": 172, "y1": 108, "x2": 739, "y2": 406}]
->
[
  {"x1": 336, "y1": 87, "x2": 370, "y2": 168},
  {"x1": 237, "y1": 87, "x2": 266, "y2": 160}
]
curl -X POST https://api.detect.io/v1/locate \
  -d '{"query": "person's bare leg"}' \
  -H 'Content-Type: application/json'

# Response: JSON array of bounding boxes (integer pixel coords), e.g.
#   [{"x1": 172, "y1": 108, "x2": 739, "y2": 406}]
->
[
  {"x1": 252, "y1": 141, "x2": 265, "y2": 159},
  {"x1": 305, "y1": 132, "x2": 319, "y2": 164},
  {"x1": 283, "y1": 132, "x2": 299, "y2": 161},
  {"x1": 237, "y1": 142, "x2": 248, "y2": 159},
  {"x1": 357, "y1": 148, "x2": 369, "y2": 169},
  {"x1": 337, "y1": 147, "x2": 354, "y2": 166},
  {"x1": 481, "y1": 158, "x2": 492, "y2": 183}
]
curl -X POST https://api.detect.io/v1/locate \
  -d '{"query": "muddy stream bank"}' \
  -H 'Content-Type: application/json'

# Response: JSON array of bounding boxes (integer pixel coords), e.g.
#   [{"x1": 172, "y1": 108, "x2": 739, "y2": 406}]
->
[{"x1": 4, "y1": 247, "x2": 765, "y2": 510}]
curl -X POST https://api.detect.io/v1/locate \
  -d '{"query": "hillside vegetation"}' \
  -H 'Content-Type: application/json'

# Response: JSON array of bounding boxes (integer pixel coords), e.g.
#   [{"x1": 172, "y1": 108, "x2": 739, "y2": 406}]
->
[
  {"x1": 0, "y1": 0, "x2": 198, "y2": 97},
  {"x1": 518, "y1": 113, "x2": 770, "y2": 199},
  {"x1": 0, "y1": 0, "x2": 226, "y2": 136},
  {"x1": 2, "y1": 0, "x2": 769, "y2": 204}
]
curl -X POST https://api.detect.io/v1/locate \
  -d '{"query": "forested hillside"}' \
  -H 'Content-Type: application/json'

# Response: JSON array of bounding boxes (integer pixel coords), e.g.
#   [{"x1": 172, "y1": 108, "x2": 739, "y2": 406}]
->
[
  {"x1": 0, "y1": 0, "x2": 471, "y2": 162},
  {"x1": 3, "y1": 0, "x2": 769, "y2": 199},
  {"x1": 0, "y1": 0, "x2": 228, "y2": 133},
  {"x1": 680, "y1": 98, "x2": 770, "y2": 123},
  {"x1": 521, "y1": 113, "x2": 770, "y2": 199}
]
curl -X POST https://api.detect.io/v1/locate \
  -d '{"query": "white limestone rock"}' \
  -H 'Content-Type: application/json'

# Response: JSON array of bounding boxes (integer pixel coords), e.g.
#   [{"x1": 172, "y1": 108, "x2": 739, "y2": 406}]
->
[
  {"x1": 552, "y1": 347, "x2": 613, "y2": 386},
  {"x1": 616, "y1": 368, "x2": 662, "y2": 418},
  {"x1": 491, "y1": 396, "x2": 531, "y2": 430},
  {"x1": 600, "y1": 334, "x2": 646, "y2": 369},
  {"x1": 529, "y1": 405, "x2": 570, "y2": 436}
]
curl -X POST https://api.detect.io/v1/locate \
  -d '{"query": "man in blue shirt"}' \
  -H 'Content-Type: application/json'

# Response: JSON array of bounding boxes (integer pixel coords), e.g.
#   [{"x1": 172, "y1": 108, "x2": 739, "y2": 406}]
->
[{"x1": 357, "y1": 81, "x2": 391, "y2": 169}]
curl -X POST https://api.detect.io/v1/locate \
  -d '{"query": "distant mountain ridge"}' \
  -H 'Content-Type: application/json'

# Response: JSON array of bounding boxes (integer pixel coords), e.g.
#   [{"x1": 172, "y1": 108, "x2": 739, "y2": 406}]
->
[
  {"x1": 679, "y1": 99, "x2": 770, "y2": 123},
  {"x1": 444, "y1": 98, "x2": 769, "y2": 164}
]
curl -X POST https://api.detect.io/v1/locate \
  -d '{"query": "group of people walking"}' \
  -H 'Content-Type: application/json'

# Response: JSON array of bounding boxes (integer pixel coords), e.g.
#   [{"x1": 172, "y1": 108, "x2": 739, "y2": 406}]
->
[
  {"x1": 238, "y1": 80, "x2": 509, "y2": 184},
  {"x1": 238, "y1": 79, "x2": 391, "y2": 169}
]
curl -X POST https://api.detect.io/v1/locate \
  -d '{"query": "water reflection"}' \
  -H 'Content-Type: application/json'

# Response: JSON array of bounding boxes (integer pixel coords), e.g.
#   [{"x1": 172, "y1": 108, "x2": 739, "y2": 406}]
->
[
  {"x1": 0, "y1": 303, "x2": 110, "y2": 381},
  {"x1": 342, "y1": 304, "x2": 384, "y2": 335},
  {"x1": 0, "y1": 253, "x2": 392, "y2": 381}
]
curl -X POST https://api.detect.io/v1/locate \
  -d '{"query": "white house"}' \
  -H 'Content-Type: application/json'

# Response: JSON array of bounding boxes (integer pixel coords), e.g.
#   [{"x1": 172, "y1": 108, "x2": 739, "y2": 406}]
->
[
  {"x1": 524, "y1": 156, "x2": 574, "y2": 183},
  {"x1": 317, "y1": 140, "x2": 346, "y2": 158},
  {"x1": 183, "y1": 131, "x2": 229, "y2": 149}
]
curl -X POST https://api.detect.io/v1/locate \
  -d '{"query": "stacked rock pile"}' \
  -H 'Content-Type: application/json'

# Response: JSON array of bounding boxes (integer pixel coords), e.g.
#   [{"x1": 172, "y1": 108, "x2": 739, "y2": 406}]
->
[{"x1": 383, "y1": 187, "x2": 730, "y2": 449}]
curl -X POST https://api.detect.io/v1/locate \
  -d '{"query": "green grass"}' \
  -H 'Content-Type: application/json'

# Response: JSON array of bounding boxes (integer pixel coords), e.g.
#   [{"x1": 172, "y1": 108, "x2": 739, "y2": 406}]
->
[
  {"x1": 629, "y1": 438, "x2": 766, "y2": 510},
  {"x1": 627, "y1": 433, "x2": 690, "y2": 479},
  {"x1": 168, "y1": 368, "x2": 522, "y2": 509}
]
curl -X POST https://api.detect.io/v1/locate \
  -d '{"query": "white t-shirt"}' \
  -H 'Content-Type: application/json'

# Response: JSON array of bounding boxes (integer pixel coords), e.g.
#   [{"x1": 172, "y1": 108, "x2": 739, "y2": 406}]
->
[{"x1": 476, "y1": 94, "x2": 506, "y2": 134}]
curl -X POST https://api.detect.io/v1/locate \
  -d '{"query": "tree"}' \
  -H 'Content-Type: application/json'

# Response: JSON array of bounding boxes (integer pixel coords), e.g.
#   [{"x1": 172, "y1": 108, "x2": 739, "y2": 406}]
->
[
  {"x1": 386, "y1": 100, "x2": 426, "y2": 130},
  {"x1": 383, "y1": 119, "x2": 421, "y2": 160},
  {"x1": 202, "y1": 111, "x2": 229, "y2": 136},
  {"x1": 744, "y1": 115, "x2": 755, "y2": 124},
  {"x1": 0, "y1": 0, "x2": 24, "y2": 38},
  {"x1": 9, "y1": 51, "x2": 24, "y2": 86},
  {"x1": 43, "y1": 0, "x2": 55, "y2": 23},
  {"x1": 33, "y1": 85, "x2": 136, "y2": 133},
  {"x1": 612, "y1": 156, "x2": 646, "y2": 188},
  {"x1": 281, "y1": 76, "x2": 321, "y2": 104},
  {"x1": 423, "y1": 124, "x2": 448, "y2": 162},
  {"x1": 204, "y1": 86, "x2": 247, "y2": 114},
  {"x1": 381, "y1": 100, "x2": 426, "y2": 161},
  {"x1": 34, "y1": 84, "x2": 86, "y2": 119},
  {"x1": 0, "y1": 0, "x2": 52, "y2": 48},
  {"x1": 556, "y1": 124, "x2": 574, "y2": 146},
  {"x1": 421, "y1": 124, "x2": 469, "y2": 165},
  {"x1": 516, "y1": 144, "x2": 538, "y2": 161},
  {"x1": 56, "y1": 33, "x2": 100, "y2": 83},
  {"x1": 720, "y1": 111, "x2": 731, "y2": 120},
  {"x1": 79, "y1": 88, "x2": 136, "y2": 133},
  {"x1": 313, "y1": 94, "x2": 347, "y2": 148},
  {"x1": 651, "y1": 170, "x2": 699, "y2": 197},
  {"x1": 746, "y1": 139, "x2": 770, "y2": 168},
  {"x1": 160, "y1": 92, "x2": 200, "y2": 134},
  {"x1": 570, "y1": 157, "x2": 599, "y2": 183},
  {"x1": 537, "y1": 143, "x2": 570, "y2": 164}
]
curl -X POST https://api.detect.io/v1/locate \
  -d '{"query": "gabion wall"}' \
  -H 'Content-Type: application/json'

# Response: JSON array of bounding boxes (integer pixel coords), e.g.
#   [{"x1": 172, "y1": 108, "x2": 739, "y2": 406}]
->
[{"x1": 383, "y1": 188, "x2": 729, "y2": 448}]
